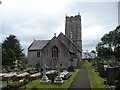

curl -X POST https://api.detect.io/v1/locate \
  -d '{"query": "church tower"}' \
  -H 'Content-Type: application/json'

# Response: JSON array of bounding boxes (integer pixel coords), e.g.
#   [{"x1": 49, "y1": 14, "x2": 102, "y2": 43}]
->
[{"x1": 65, "y1": 13, "x2": 82, "y2": 51}]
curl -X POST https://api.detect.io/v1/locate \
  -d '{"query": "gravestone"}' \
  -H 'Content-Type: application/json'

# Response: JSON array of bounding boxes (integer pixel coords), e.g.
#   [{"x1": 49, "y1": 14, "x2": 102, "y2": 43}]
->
[
  {"x1": 97, "y1": 63, "x2": 106, "y2": 78},
  {"x1": 67, "y1": 65, "x2": 74, "y2": 72},
  {"x1": 106, "y1": 66, "x2": 119, "y2": 85},
  {"x1": 110, "y1": 56, "x2": 116, "y2": 61},
  {"x1": 40, "y1": 65, "x2": 49, "y2": 84},
  {"x1": 119, "y1": 67, "x2": 120, "y2": 82},
  {"x1": 54, "y1": 64, "x2": 63, "y2": 84},
  {"x1": 67, "y1": 58, "x2": 74, "y2": 72}
]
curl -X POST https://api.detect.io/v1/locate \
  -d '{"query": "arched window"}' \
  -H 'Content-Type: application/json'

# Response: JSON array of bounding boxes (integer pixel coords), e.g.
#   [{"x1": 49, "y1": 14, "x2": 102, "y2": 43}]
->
[{"x1": 52, "y1": 46, "x2": 58, "y2": 58}]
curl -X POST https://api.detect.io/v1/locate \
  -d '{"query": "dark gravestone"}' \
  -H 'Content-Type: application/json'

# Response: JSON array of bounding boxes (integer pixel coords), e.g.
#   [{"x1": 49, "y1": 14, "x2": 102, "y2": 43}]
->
[
  {"x1": 117, "y1": 67, "x2": 120, "y2": 82},
  {"x1": 106, "y1": 66, "x2": 119, "y2": 85},
  {"x1": 97, "y1": 63, "x2": 106, "y2": 78},
  {"x1": 67, "y1": 65, "x2": 74, "y2": 72},
  {"x1": 118, "y1": 66, "x2": 120, "y2": 82}
]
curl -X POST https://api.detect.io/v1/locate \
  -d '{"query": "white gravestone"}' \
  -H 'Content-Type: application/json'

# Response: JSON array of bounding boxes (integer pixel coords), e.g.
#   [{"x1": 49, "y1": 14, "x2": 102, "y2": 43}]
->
[
  {"x1": 54, "y1": 64, "x2": 63, "y2": 84},
  {"x1": 40, "y1": 65, "x2": 49, "y2": 84}
]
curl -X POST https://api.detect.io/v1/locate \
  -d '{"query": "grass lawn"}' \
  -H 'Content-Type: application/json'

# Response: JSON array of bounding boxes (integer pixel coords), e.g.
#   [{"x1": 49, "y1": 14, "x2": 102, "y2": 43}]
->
[
  {"x1": 20, "y1": 69, "x2": 79, "y2": 88},
  {"x1": 0, "y1": 80, "x2": 12, "y2": 85},
  {"x1": 0, "y1": 81, "x2": 7, "y2": 85},
  {"x1": 84, "y1": 61, "x2": 106, "y2": 88}
]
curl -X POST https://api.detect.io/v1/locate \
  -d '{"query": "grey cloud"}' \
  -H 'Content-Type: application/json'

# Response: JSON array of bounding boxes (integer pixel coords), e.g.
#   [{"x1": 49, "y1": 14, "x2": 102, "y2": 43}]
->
[{"x1": 2, "y1": 1, "x2": 118, "y2": 55}]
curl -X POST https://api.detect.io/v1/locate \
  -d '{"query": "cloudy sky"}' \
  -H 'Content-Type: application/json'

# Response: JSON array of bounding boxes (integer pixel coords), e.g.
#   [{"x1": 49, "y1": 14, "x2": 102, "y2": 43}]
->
[{"x1": 1, "y1": 0, "x2": 119, "y2": 55}]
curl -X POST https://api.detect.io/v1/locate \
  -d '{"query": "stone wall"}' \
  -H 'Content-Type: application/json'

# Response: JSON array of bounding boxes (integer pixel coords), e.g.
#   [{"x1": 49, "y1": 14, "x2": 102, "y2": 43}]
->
[
  {"x1": 28, "y1": 50, "x2": 42, "y2": 67},
  {"x1": 42, "y1": 36, "x2": 71, "y2": 69}
]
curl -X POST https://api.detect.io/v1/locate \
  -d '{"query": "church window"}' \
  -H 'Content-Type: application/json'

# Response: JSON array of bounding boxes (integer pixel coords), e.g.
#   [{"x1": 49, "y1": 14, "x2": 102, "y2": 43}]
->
[
  {"x1": 37, "y1": 51, "x2": 40, "y2": 57},
  {"x1": 52, "y1": 46, "x2": 58, "y2": 58}
]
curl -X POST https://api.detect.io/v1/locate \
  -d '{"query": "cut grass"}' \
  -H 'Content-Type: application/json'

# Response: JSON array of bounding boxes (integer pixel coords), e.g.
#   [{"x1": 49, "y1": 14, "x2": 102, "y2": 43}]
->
[
  {"x1": 84, "y1": 61, "x2": 106, "y2": 88},
  {"x1": 0, "y1": 80, "x2": 12, "y2": 85},
  {"x1": 0, "y1": 81, "x2": 7, "y2": 85},
  {"x1": 20, "y1": 69, "x2": 79, "y2": 88}
]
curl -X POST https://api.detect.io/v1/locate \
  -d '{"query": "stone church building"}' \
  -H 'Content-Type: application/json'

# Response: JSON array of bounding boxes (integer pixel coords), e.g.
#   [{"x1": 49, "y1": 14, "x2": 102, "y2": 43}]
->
[{"x1": 28, "y1": 14, "x2": 82, "y2": 69}]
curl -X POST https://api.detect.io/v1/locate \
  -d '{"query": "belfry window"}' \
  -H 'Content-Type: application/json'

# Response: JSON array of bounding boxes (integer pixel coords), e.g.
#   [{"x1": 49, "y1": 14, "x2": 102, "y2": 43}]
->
[{"x1": 52, "y1": 46, "x2": 58, "y2": 58}]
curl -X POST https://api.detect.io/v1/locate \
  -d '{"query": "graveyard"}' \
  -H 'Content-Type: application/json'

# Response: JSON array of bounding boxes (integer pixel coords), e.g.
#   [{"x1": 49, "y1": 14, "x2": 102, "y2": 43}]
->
[
  {"x1": 1, "y1": 58, "x2": 120, "y2": 89},
  {"x1": 84, "y1": 57, "x2": 120, "y2": 89},
  {"x1": 0, "y1": 62, "x2": 79, "y2": 89}
]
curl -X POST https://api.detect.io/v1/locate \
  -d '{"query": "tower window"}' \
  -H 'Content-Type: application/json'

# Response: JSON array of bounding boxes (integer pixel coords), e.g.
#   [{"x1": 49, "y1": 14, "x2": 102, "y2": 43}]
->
[
  {"x1": 52, "y1": 46, "x2": 58, "y2": 58},
  {"x1": 37, "y1": 51, "x2": 40, "y2": 57}
]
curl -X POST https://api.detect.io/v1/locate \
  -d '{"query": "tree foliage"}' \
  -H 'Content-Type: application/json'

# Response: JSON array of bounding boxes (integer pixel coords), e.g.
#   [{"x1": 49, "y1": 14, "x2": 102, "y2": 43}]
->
[
  {"x1": 96, "y1": 25, "x2": 120, "y2": 58},
  {"x1": 2, "y1": 49, "x2": 16, "y2": 65},
  {"x1": 2, "y1": 35, "x2": 25, "y2": 65}
]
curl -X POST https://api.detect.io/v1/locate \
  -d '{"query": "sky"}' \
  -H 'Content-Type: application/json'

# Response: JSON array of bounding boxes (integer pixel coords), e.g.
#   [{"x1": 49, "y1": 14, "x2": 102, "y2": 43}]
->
[{"x1": 1, "y1": 0, "x2": 119, "y2": 55}]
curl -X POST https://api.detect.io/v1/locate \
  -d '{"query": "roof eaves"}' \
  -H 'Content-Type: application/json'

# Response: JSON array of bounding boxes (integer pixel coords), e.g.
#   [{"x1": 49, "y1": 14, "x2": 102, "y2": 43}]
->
[{"x1": 28, "y1": 40, "x2": 36, "y2": 50}]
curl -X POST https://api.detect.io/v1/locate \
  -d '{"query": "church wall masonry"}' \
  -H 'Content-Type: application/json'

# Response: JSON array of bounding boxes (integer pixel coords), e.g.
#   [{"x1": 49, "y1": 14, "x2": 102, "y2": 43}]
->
[
  {"x1": 41, "y1": 36, "x2": 70, "y2": 69},
  {"x1": 27, "y1": 14, "x2": 82, "y2": 69}
]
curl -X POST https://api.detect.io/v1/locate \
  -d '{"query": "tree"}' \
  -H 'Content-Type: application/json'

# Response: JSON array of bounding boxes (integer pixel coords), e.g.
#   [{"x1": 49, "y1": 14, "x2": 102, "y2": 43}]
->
[
  {"x1": 2, "y1": 49, "x2": 16, "y2": 65},
  {"x1": 114, "y1": 47, "x2": 120, "y2": 59},
  {"x1": 2, "y1": 35, "x2": 25, "y2": 65},
  {"x1": 96, "y1": 25, "x2": 120, "y2": 59},
  {"x1": 2, "y1": 34, "x2": 24, "y2": 59}
]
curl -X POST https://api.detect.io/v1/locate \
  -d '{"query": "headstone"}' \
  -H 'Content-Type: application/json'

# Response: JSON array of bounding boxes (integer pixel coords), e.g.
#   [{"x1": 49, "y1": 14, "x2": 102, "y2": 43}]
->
[
  {"x1": 97, "y1": 63, "x2": 106, "y2": 78},
  {"x1": 54, "y1": 64, "x2": 63, "y2": 84},
  {"x1": 40, "y1": 65, "x2": 49, "y2": 84},
  {"x1": 106, "y1": 66, "x2": 119, "y2": 85},
  {"x1": 118, "y1": 67, "x2": 120, "y2": 82},
  {"x1": 67, "y1": 65, "x2": 74, "y2": 72},
  {"x1": 110, "y1": 56, "x2": 116, "y2": 61},
  {"x1": 67, "y1": 58, "x2": 74, "y2": 72}
]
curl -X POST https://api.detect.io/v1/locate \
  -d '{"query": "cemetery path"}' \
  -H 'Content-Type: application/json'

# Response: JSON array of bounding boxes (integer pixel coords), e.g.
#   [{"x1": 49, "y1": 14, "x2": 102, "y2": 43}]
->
[{"x1": 69, "y1": 64, "x2": 91, "y2": 89}]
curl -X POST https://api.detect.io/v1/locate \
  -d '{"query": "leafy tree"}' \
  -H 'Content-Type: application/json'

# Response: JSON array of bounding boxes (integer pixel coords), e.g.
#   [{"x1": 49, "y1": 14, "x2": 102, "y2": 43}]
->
[
  {"x1": 2, "y1": 34, "x2": 24, "y2": 59},
  {"x1": 96, "y1": 25, "x2": 120, "y2": 58},
  {"x1": 114, "y1": 46, "x2": 120, "y2": 59},
  {"x1": 2, "y1": 35, "x2": 25, "y2": 65},
  {"x1": 19, "y1": 56, "x2": 27, "y2": 64},
  {"x1": 2, "y1": 49, "x2": 16, "y2": 65}
]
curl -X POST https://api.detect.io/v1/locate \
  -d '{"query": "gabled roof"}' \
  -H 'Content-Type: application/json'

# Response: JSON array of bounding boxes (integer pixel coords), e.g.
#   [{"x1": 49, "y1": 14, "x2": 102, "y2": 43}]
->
[
  {"x1": 28, "y1": 40, "x2": 49, "y2": 50},
  {"x1": 28, "y1": 33, "x2": 81, "y2": 53},
  {"x1": 41, "y1": 36, "x2": 75, "y2": 53},
  {"x1": 58, "y1": 32, "x2": 81, "y2": 52}
]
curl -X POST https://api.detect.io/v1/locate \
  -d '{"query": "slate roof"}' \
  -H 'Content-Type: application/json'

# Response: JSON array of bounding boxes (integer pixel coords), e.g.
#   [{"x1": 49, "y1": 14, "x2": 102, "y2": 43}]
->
[
  {"x1": 58, "y1": 33, "x2": 81, "y2": 52},
  {"x1": 28, "y1": 40, "x2": 49, "y2": 50},
  {"x1": 28, "y1": 33, "x2": 81, "y2": 53}
]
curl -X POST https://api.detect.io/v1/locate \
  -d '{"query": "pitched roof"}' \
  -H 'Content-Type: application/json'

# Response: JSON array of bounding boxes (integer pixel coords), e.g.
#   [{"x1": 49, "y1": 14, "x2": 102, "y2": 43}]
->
[
  {"x1": 58, "y1": 32, "x2": 81, "y2": 52},
  {"x1": 28, "y1": 33, "x2": 81, "y2": 52},
  {"x1": 28, "y1": 40, "x2": 49, "y2": 50}
]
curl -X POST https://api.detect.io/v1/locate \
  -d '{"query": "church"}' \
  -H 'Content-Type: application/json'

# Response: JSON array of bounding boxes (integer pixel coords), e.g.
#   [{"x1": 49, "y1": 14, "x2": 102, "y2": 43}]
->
[{"x1": 27, "y1": 14, "x2": 82, "y2": 69}]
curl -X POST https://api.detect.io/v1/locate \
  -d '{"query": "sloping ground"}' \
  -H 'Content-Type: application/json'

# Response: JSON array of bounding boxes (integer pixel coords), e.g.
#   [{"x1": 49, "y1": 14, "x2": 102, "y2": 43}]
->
[
  {"x1": 84, "y1": 61, "x2": 106, "y2": 88},
  {"x1": 69, "y1": 64, "x2": 91, "y2": 89}
]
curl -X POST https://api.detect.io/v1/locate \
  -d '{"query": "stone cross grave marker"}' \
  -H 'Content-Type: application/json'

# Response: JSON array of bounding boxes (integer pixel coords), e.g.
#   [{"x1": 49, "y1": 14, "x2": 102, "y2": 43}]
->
[
  {"x1": 54, "y1": 64, "x2": 63, "y2": 84},
  {"x1": 40, "y1": 64, "x2": 49, "y2": 84}
]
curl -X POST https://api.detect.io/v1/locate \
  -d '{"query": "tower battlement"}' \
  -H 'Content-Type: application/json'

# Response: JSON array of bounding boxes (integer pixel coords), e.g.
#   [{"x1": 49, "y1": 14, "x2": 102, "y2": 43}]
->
[{"x1": 66, "y1": 15, "x2": 81, "y2": 22}]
